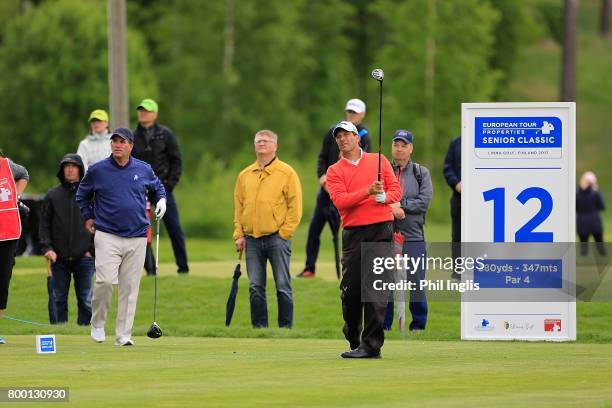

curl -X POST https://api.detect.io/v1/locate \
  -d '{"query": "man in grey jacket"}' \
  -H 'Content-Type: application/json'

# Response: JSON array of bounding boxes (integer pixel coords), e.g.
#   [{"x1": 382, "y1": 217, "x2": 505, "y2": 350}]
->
[{"x1": 389, "y1": 130, "x2": 433, "y2": 331}]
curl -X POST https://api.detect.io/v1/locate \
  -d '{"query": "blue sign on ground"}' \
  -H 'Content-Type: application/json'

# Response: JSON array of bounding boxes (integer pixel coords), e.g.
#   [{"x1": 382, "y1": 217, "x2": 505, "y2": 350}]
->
[{"x1": 39, "y1": 337, "x2": 56, "y2": 352}]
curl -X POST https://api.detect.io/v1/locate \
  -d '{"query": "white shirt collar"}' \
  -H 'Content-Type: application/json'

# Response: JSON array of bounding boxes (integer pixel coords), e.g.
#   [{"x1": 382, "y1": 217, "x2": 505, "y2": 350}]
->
[{"x1": 343, "y1": 148, "x2": 363, "y2": 166}]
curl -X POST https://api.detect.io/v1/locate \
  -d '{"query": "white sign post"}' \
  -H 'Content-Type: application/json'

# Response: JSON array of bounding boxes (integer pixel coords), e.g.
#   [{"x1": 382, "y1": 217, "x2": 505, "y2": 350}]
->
[{"x1": 461, "y1": 102, "x2": 576, "y2": 341}]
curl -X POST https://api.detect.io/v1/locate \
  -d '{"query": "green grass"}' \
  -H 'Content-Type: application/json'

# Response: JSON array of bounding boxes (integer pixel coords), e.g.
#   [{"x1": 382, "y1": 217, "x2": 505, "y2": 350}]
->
[
  {"x1": 4, "y1": 2, "x2": 612, "y2": 404},
  {"x1": 3, "y1": 258, "x2": 612, "y2": 342},
  {"x1": 2, "y1": 259, "x2": 612, "y2": 407},
  {"x1": 2, "y1": 336, "x2": 612, "y2": 407}
]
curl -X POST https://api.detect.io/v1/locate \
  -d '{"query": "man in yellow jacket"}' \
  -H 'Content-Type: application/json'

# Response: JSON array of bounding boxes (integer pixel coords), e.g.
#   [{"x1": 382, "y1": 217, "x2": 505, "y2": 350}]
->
[{"x1": 233, "y1": 129, "x2": 302, "y2": 328}]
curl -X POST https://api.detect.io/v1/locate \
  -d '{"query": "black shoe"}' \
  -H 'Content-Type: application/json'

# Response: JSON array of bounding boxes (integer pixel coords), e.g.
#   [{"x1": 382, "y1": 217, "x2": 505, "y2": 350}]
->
[
  {"x1": 349, "y1": 341, "x2": 360, "y2": 351},
  {"x1": 341, "y1": 347, "x2": 381, "y2": 359},
  {"x1": 177, "y1": 269, "x2": 189, "y2": 274}
]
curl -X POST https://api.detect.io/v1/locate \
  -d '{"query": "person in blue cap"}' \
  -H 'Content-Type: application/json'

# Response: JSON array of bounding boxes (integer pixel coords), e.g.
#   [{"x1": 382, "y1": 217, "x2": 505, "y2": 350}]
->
[
  {"x1": 388, "y1": 130, "x2": 433, "y2": 331},
  {"x1": 77, "y1": 128, "x2": 166, "y2": 346}
]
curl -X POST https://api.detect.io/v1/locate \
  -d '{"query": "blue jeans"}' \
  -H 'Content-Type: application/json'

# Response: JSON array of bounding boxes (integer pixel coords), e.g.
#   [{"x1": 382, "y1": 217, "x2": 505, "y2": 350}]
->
[
  {"x1": 245, "y1": 234, "x2": 293, "y2": 328},
  {"x1": 384, "y1": 241, "x2": 428, "y2": 331},
  {"x1": 51, "y1": 256, "x2": 95, "y2": 325},
  {"x1": 163, "y1": 190, "x2": 189, "y2": 272}
]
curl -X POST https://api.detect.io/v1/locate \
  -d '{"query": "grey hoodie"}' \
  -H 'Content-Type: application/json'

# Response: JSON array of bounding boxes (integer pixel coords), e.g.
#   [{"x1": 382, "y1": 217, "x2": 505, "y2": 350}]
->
[{"x1": 76, "y1": 131, "x2": 112, "y2": 171}]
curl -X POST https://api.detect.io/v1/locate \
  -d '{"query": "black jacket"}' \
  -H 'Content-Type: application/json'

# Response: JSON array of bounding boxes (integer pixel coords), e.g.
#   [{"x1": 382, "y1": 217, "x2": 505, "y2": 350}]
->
[
  {"x1": 317, "y1": 123, "x2": 370, "y2": 178},
  {"x1": 132, "y1": 122, "x2": 182, "y2": 191},
  {"x1": 576, "y1": 187, "x2": 605, "y2": 236},
  {"x1": 39, "y1": 154, "x2": 93, "y2": 259},
  {"x1": 443, "y1": 136, "x2": 461, "y2": 195}
]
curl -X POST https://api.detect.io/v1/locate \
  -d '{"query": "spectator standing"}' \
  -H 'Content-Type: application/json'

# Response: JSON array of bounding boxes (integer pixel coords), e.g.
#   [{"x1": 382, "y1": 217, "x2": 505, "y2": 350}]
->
[
  {"x1": 132, "y1": 99, "x2": 189, "y2": 274},
  {"x1": 40, "y1": 154, "x2": 95, "y2": 325},
  {"x1": 233, "y1": 130, "x2": 302, "y2": 328}
]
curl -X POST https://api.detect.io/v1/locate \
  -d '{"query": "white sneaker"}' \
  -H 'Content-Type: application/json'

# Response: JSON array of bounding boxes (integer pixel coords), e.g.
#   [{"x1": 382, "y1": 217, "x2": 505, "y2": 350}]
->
[
  {"x1": 91, "y1": 326, "x2": 105, "y2": 343},
  {"x1": 0, "y1": 336, "x2": 5, "y2": 344},
  {"x1": 114, "y1": 338, "x2": 134, "y2": 346}
]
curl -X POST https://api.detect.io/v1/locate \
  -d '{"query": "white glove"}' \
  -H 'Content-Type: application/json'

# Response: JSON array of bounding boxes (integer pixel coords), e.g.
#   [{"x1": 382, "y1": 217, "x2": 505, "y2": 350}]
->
[
  {"x1": 375, "y1": 191, "x2": 386, "y2": 204},
  {"x1": 155, "y1": 198, "x2": 167, "y2": 219}
]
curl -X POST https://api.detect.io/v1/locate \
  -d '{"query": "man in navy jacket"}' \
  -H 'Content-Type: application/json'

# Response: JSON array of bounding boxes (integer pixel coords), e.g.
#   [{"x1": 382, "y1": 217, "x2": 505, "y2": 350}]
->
[{"x1": 77, "y1": 128, "x2": 166, "y2": 346}]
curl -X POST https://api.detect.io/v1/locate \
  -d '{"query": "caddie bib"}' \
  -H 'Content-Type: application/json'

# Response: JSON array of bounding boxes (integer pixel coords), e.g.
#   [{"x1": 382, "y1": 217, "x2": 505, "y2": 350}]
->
[{"x1": 0, "y1": 157, "x2": 22, "y2": 241}]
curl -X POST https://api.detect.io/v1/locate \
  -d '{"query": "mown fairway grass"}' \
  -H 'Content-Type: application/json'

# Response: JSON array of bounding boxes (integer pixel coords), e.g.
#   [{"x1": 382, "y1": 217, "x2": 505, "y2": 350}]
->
[
  {"x1": 3, "y1": 251, "x2": 612, "y2": 407},
  {"x1": 2, "y1": 336, "x2": 612, "y2": 407},
  {"x1": 3, "y1": 231, "x2": 611, "y2": 407}
]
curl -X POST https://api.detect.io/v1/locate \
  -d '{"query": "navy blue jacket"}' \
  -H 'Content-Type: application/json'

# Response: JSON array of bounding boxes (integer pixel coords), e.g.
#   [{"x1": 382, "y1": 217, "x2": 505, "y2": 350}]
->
[
  {"x1": 443, "y1": 137, "x2": 461, "y2": 195},
  {"x1": 576, "y1": 187, "x2": 605, "y2": 236},
  {"x1": 76, "y1": 156, "x2": 166, "y2": 238}
]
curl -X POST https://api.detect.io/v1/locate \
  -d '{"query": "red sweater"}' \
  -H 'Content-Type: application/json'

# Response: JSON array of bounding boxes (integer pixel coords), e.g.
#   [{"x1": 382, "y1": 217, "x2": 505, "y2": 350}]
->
[{"x1": 326, "y1": 152, "x2": 401, "y2": 227}]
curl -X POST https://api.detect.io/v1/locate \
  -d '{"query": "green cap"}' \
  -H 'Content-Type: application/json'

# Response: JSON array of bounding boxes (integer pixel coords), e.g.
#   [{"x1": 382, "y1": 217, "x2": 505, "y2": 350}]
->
[
  {"x1": 137, "y1": 98, "x2": 158, "y2": 112},
  {"x1": 88, "y1": 109, "x2": 109, "y2": 122}
]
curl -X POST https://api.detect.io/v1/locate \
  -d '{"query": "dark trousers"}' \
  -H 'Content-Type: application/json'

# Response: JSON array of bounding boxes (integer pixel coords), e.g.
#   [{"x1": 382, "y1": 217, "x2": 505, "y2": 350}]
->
[
  {"x1": 164, "y1": 190, "x2": 189, "y2": 272},
  {"x1": 450, "y1": 194, "x2": 461, "y2": 265},
  {"x1": 0, "y1": 239, "x2": 18, "y2": 310},
  {"x1": 304, "y1": 189, "x2": 339, "y2": 272},
  {"x1": 579, "y1": 233, "x2": 607, "y2": 256},
  {"x1": 51, "y1": 257, "x2": 95, "y2": 325},
  {"x1": 341, "y1": 221, "x2": 393, "y2": 353},
  {"x1": 384, "y1": 241, "x2": 428, "y2": 331},
  {"x1": 246, "y1": 234, "x2": 293, "y2": 328},
  {"x1": 47, "y1": 276, "x2": 57, "y2": 324}
]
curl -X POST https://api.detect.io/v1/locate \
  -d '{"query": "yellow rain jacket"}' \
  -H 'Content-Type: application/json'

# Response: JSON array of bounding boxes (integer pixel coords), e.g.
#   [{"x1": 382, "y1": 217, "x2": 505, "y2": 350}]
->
[{"x1": 233, "y1": 157, "x2": 302, "y2": 240}]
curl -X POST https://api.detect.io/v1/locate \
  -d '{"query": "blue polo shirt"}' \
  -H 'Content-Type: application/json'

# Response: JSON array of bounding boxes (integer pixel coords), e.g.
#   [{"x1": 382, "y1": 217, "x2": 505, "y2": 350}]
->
[{"x1": 76, "y1": 155, "x2": 166, "y2": 238}]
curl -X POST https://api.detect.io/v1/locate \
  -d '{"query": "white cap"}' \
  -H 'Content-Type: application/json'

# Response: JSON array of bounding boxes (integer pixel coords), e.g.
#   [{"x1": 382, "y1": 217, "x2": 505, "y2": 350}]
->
[
  {"x1": 333, "y1": 121, "x2": 358, "y2": 137},
  {"x1": 345, "y1": 98, "x2": 366, "y2": 114}
]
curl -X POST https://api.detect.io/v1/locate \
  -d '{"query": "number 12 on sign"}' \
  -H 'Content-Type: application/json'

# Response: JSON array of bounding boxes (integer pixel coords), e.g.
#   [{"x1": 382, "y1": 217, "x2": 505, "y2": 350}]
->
[{"x1": 483, "y1": 187, "x2": 554, "y2": 242}]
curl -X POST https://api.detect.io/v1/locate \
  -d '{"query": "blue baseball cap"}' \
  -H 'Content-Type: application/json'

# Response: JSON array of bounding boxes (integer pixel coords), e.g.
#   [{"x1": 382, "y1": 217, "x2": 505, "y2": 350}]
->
[
  {"x1": 393, "y1": 129, "x2": 413, "y2": 144},
  {"x1": 111, "y1": 127, "x2": 134, "y2": 143}
]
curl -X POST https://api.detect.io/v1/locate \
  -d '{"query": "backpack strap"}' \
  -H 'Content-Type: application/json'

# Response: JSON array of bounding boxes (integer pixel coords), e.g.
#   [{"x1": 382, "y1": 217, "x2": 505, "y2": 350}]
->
[{"x1": 412, "y1": 162, "x2": 423, "y2": 188}]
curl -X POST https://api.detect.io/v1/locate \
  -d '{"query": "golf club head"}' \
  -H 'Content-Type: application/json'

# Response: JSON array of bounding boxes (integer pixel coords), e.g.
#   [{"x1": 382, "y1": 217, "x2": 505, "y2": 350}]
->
[
  {"x1": 371, "y1": 68, "x2": 384, "y2": 82},
  {"x1": 147, "y1": 321, "x2": 163, "y2": 339}
]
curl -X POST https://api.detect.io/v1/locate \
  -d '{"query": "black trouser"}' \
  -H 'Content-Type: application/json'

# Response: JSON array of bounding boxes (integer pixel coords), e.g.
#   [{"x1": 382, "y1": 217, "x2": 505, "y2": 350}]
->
[
  {"x1": 341, "y1": 221, "x2": 393, "y2": 353},
  {"x1": 304, "y1": 188, "x2": 339, "y2": 272},
  {"x1": 0, "y1": 239, "x2": 18, "y2": 310},
  {"x1": 164, "y1": 190, "x2": 189, "y2": 273},
  {"x1": 579, "y1": 232, "x2": 607, "y2": 256},
  {"x1": 450, "y1": 194, "x2": 461, "y2": 263}
]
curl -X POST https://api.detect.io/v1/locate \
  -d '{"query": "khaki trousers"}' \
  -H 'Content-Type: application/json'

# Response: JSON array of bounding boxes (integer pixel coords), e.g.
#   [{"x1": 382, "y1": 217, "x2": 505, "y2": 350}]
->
[{"x1": 91, "y1": 231, "x2": 146, "y2": 342}]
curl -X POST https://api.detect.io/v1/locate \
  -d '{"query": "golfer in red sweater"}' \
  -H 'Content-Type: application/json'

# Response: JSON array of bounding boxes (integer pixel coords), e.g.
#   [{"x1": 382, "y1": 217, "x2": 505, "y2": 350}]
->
[{"x1": 326, "y1": 121, "x2": 401, "y2": 358}]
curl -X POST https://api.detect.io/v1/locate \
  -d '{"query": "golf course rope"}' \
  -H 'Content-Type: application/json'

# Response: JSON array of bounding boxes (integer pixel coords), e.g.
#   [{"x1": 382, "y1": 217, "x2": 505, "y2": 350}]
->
[{"x1": 2, "y1": 314, "x2": 54, "y2": 327}]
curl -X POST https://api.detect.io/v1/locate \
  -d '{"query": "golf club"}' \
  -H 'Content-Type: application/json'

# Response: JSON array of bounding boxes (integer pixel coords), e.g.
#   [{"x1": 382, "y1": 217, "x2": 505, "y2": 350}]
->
[
  {"x1": 371, "y1": 68, "x2": 384, "y2": 181},
  {"x1": 147, "y1": 219, "x2": 163, "y2": 339}
]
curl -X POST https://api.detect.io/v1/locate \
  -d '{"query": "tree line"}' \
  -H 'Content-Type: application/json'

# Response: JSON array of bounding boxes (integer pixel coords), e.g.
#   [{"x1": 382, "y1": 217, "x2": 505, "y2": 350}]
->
[{"x1": 2, "y1": 0, "x2": 607, "y2": 224}]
